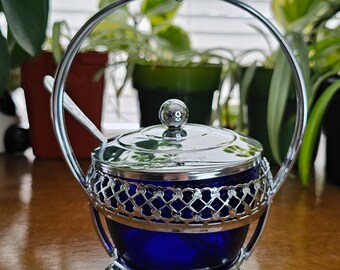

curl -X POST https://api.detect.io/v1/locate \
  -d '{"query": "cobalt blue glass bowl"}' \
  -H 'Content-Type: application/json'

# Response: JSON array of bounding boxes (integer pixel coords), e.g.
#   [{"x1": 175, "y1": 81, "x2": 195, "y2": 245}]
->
[
  {"x1": 104, "y1": 169, "x2": 258, "y2": 269},
  {"x1": 106, "y1": 219, "x2": 248, "y2": 270}
]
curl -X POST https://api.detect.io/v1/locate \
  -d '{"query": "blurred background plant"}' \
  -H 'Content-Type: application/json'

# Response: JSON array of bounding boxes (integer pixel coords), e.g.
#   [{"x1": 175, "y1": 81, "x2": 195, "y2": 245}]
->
[
  {"x1": 86, "y1": 0, "x2": 234, "y2": 123},
  {"x1": 269, "y1": 0, "x2": 339, "y2": 184},
  {"x1": 86, "y1": 0, "x2": 192, "y2": 100},
  {"x1": 0, "y1": 0, "x2": 49, "y2": 95},
  {"x1": 220, "y1": 0, "x2": 339, "y2": 185},
  {"x1": 0, "y1": 0, "x2": 49, "y2": 154}
]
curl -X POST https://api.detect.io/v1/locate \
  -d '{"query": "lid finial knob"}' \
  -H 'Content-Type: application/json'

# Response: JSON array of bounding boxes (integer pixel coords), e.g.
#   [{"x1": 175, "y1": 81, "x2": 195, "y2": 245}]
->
[
  {"x1": 159, "y1": 99, "x2": 189, "y2": 128},
  {"x1": 159, "y1": 99, "x2": 189, "y2": 139}
]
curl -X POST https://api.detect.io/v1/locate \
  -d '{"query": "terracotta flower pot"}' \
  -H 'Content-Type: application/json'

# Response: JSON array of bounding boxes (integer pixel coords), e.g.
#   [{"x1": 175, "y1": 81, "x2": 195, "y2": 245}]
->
[{"x1": 21, "y1": 51, "x2": 107, "y2": 158}]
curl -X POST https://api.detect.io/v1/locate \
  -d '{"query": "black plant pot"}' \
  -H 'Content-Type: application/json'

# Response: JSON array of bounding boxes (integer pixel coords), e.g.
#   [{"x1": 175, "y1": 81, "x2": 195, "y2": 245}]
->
[
  {"x1": 244, "y1": 67, "x2": 296, "y2": 164},
  {"x1": 0, "y1": 91, "x2": 30, "y2": 153},
  {"x1": 132, "y1": 63, "x2": 222, "y2": 127},
  {"x1": 323, "y1": 76, "x2": 340, "y2": 186}
]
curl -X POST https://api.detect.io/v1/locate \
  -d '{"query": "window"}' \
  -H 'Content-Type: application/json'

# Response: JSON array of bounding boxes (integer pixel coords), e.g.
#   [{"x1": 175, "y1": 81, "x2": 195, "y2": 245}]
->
[{"x1": 15, "y1": 0, "x2": 273, "y2": 131}]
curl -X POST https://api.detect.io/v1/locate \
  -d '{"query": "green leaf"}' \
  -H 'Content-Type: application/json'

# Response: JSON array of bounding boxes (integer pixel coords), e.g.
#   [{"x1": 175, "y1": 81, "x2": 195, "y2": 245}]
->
[
  {"x1": 238, "y1": 63, "x2": 257, "y2": 132},
  {"x1": 97, "y1": 0, "x2": 129, "y2": 23},
  {"x1": 52, "y1": 21, "x2": 65, "y2": 64},
  {"x1": 298, "y1": 79, "x2": 340, "y2": 185},
  {"x1": 156, "y1": 25, "x2": 191, "y2": 52},
  {"x1": 311, "y1": 25, "x2": 340, "y2": 74},
  {"x1": 0, "y1": 30, "x2": 10, "y2": 94},
  {"x1": 99, "y1": 0, "x2": 117, "y2": 9},
  {"x1": 267, "y1": 49, "x2": 292, "y2": 163},
  {"x1": 7, "y1": 30, "x2": 29, "y2": 68},
  {"x1": 309, "y1": 70, "x2": 340, "y2": 108},
  {"x1": 9, "y1": 43, "x2": 29, "y2": 68},
  {"x1": 272, "y1": 0, "x2": 338, "y2": 34},
  {"x1": 267, "y1": 32, "x2": 310, "y2": 164},
  {"x1": 141, "y1": 0, "x2": 181, "y2": 27},
  {"x1": 1, "y1": 0, "x2": 49, "y2": 56},
  {"x1": 272, "y1": 0, "x2": 317, "y2": 30},
  {"x1": 290, "y1": 32, "x2": 311, "y2": 96}
]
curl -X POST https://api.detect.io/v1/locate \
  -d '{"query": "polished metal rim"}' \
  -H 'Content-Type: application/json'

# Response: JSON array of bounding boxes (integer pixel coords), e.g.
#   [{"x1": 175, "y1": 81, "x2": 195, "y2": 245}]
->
[{"x1": 92, "y1": 155, "x2": 263, "y2": 181}]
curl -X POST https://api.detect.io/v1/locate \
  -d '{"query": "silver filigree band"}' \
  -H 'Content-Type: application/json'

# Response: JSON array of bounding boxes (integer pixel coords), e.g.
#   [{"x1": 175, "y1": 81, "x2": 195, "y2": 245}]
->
[{"x1": 86, "y1": 159, "x2": 272, "y2": 233}]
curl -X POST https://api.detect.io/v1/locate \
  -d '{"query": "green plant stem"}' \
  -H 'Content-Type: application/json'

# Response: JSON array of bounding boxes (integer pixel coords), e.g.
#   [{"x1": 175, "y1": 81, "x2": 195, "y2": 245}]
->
[{"x1": 298, "y1": 79, "x2": 340, "y2": 185}]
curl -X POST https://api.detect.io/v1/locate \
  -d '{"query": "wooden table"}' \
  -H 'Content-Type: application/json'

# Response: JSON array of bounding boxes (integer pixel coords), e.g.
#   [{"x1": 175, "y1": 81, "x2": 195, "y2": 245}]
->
[{"x1": 0, "y1": 149, "x2": 339, "y2": 270}]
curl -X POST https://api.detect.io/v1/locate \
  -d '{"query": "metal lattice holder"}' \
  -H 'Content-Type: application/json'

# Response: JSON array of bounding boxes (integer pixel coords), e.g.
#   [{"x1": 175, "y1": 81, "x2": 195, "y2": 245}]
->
[
  {"x1": 51, "y1": 0, "x2": 307, "y2": 269},
  {"x1": 87, "y1": 159, "x2": 272, "y2": 232}
]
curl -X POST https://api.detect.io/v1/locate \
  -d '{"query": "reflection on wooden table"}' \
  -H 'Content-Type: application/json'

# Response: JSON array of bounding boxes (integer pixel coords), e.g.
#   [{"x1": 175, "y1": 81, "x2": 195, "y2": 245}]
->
[{"x1": 0, "y1": 149, "x2": 339, "y2": 270}]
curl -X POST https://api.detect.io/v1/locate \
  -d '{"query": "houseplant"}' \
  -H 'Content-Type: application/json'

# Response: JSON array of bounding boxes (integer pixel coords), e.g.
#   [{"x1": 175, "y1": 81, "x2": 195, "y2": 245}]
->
[
  {"x1": 240, "y1": 65, "x2": 296, "y2": 163},
  {"x1": 87, "y1": 0, "x2": 227, "y2": 126},
  {"x1": 268, "y1": 0, "x2": 340, "y2": 184},
  {"x1": 0, "y1": 0, "x2": 49, "y2": 153},
  {"x1": 0, "y1": 0, "x2": 49, "y2": 97},
  {"x1": 233, "y1": 0, "x2": 339, "y2": 184},
  {"x1": 221, "y1": 27, "x2": 295, "y2": 163},
  {"x1": 21, "y1": 21, "x2": 108, "y2": 158}
]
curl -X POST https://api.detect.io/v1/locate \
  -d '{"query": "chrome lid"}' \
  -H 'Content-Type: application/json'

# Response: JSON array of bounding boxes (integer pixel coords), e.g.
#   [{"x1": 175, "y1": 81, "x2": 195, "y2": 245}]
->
[{"x1": 93, "y1": 99, "x2": 263, "y2": 180}]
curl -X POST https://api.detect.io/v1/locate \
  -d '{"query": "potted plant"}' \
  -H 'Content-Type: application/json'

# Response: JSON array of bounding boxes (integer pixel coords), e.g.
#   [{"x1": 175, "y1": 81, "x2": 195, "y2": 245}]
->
[
  {"x1": 266, "y1": 0, "x2": 340, "y2": 185},
  {"x1": 239, "y1": 64, "x2": 296, "y2": 163},
  {"x1": 0, "y1": 0, "x2": 48, "y2": 153},
  {"x1": 232, "y1": 0, "x2": 339, "y2": 185},
  {"x1": 220, "y1": 26, "x2": 296, "y2": 164},
  {"x1": 230, "y1": 0, "x2": 340, "y2": 184},
  {"x1": 291, "y1": 1, "x2": 340, "y2": 185},
  {"x1": 0, "y1": 0, "x2": 48, "y2": 96},
  {"x1": 21, "y1": 21, "x2": 109, "y2": 158},
  {"x1": 88, "y1": 0, "x2": 227, "y2": 126}
]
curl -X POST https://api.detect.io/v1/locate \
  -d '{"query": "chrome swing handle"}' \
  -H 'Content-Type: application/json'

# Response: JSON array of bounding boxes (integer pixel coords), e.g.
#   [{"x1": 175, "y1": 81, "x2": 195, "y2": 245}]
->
[{"x1": 51, "y1": 0, "x2": 307, "y2": 260}]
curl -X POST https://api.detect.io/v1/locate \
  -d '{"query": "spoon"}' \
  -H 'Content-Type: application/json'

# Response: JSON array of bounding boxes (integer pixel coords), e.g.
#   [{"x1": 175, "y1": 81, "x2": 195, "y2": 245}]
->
[{"x1": 43, "y1": 75, "x2": 107, "y2": 143}]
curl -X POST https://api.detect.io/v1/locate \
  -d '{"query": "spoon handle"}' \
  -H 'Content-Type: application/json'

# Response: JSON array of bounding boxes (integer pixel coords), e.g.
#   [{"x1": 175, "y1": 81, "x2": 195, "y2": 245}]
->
[{"x1": 44, "y1": 75, "x2": 107, "y2": 143}]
